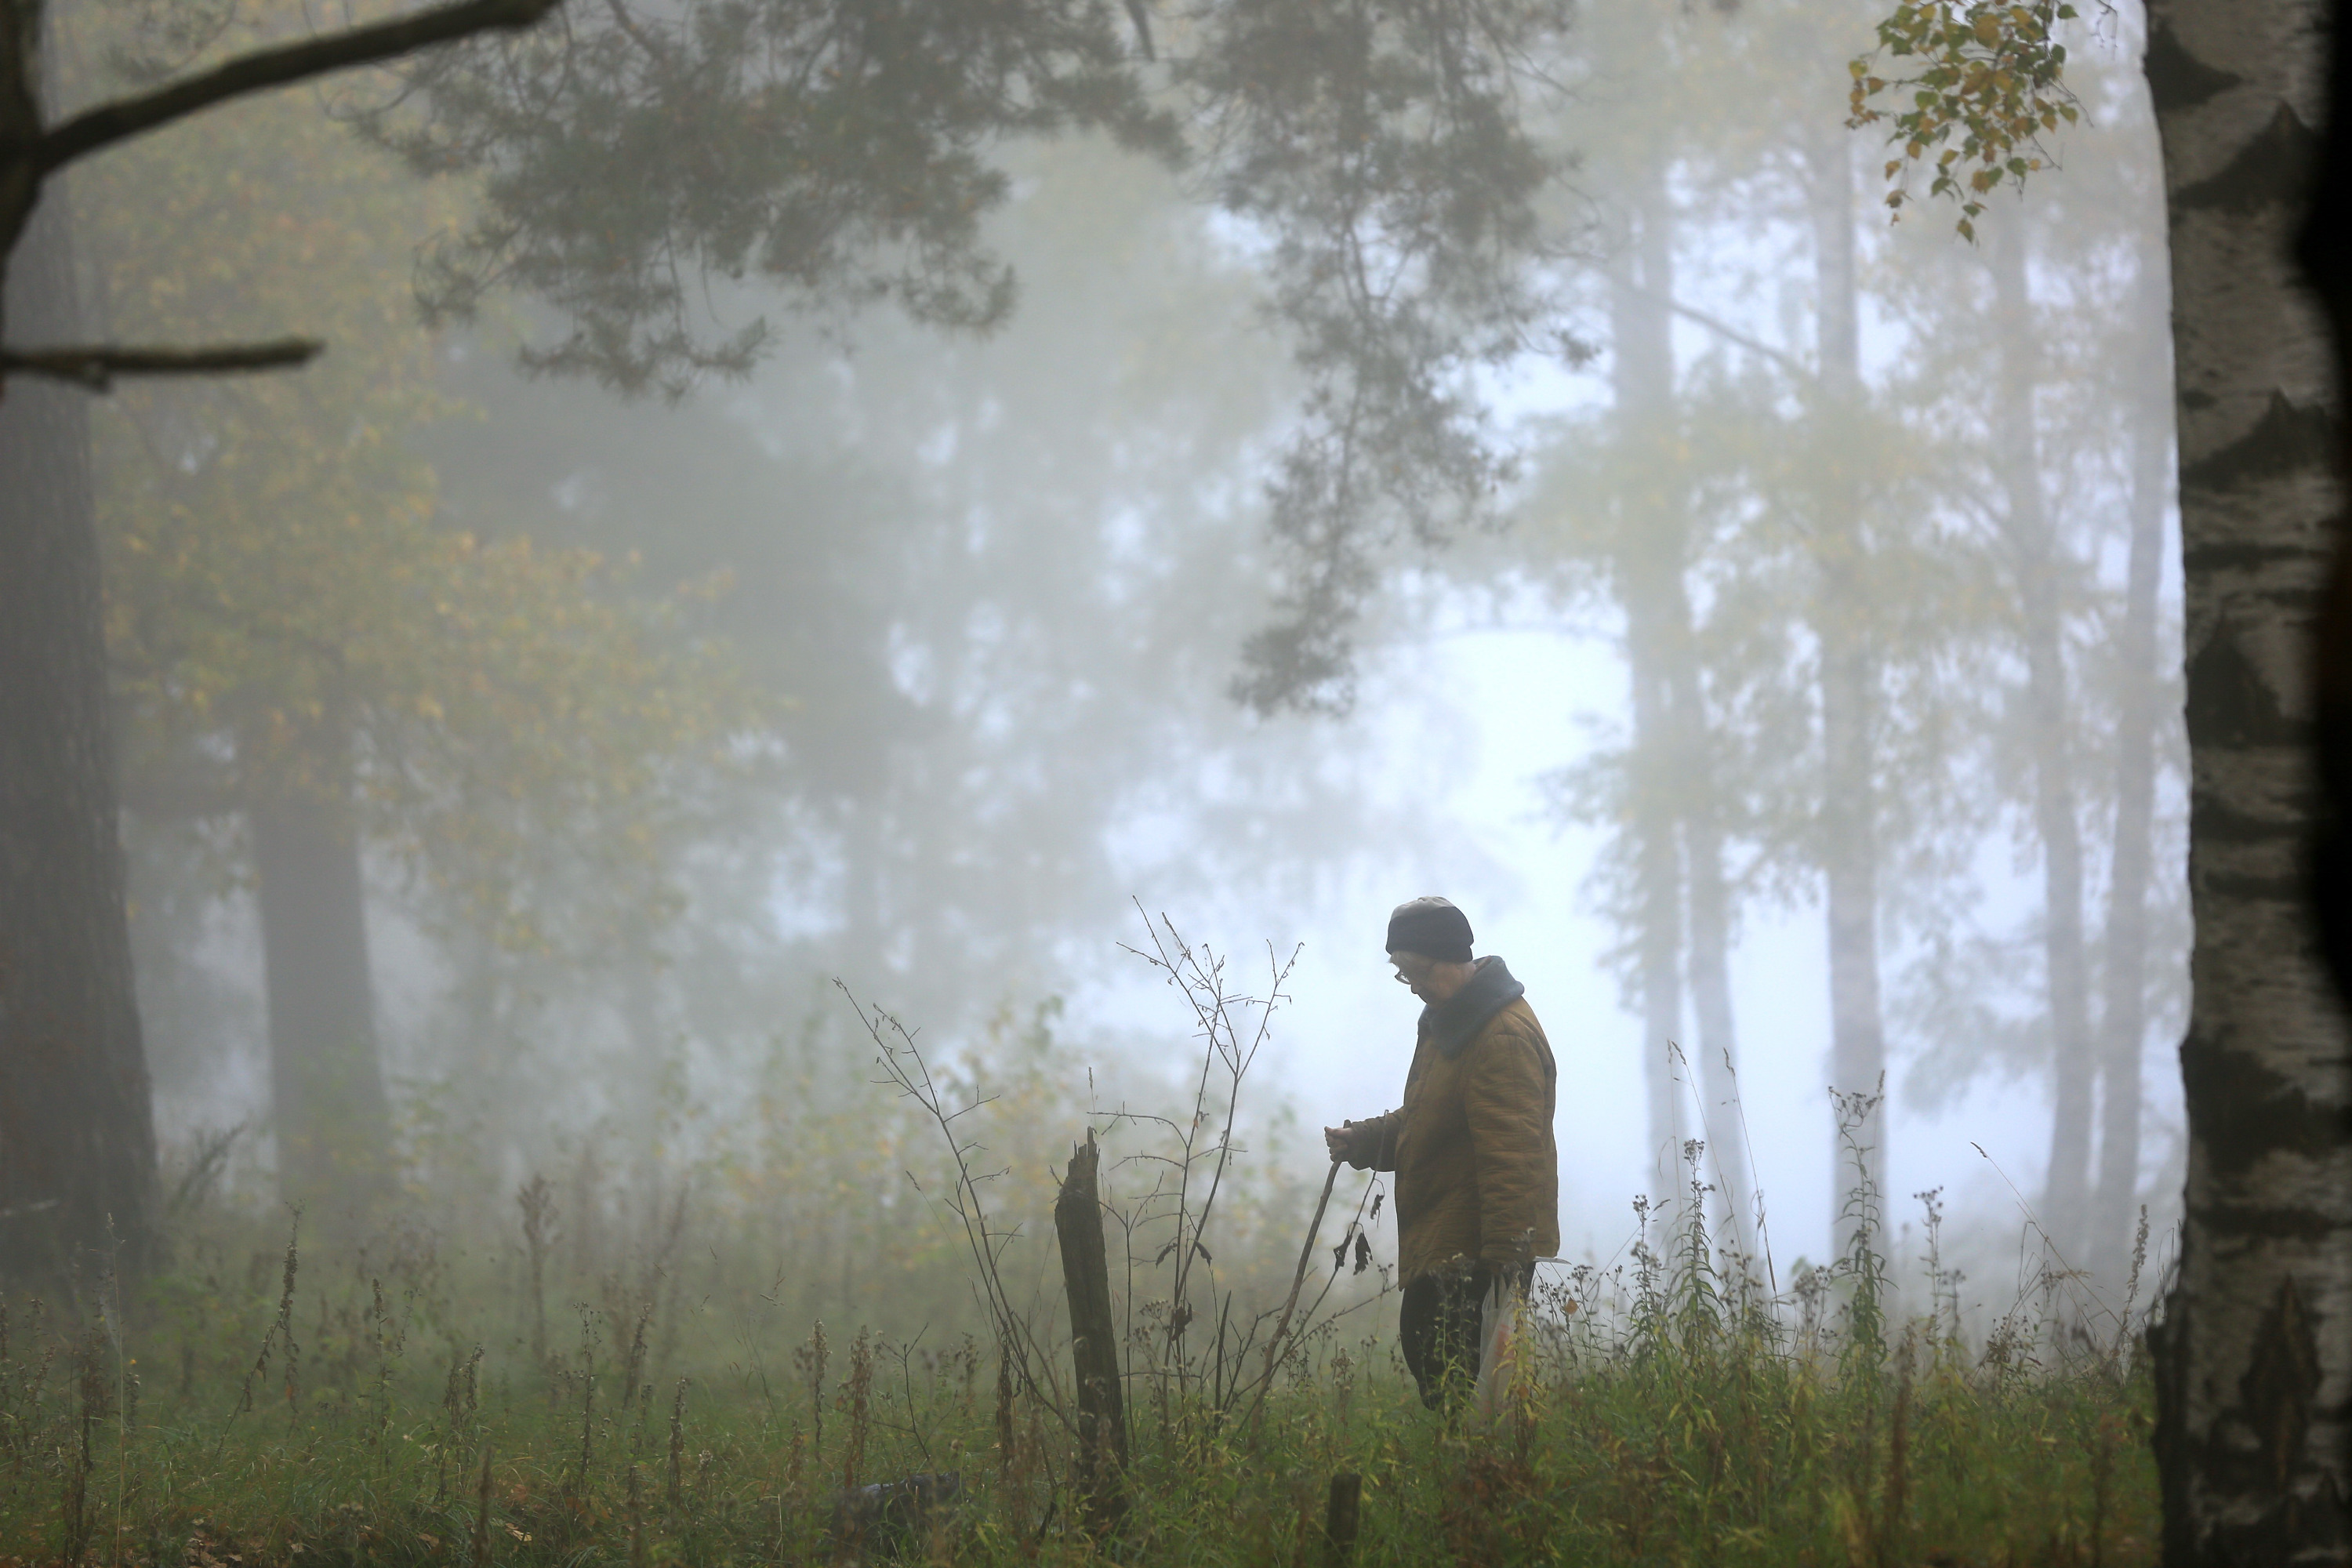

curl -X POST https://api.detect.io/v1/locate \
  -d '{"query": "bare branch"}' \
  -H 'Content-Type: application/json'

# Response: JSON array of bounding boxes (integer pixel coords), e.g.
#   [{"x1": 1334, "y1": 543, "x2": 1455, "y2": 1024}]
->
[
  {"x1": 1613, "y1": 276, "x2": 1815, "y2": 384},
  {"x1": 35, "y1": 0, "x2": 561, "y2": 175},
  {"x1": 1, "y1": 337, "x2": 323, "y2": 391},
  {"x1": 841, "y1": 979, "x2": 1070, "y2": 1430}
]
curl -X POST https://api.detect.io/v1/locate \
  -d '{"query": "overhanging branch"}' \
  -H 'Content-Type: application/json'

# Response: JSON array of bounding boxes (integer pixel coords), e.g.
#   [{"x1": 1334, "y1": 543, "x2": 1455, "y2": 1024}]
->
[
  {"x1": 2, "y1": 337, "x2": 325, "y2": 391},
  {"x1": 35, "y1": 0, "x2": 561, "y2": 175}
]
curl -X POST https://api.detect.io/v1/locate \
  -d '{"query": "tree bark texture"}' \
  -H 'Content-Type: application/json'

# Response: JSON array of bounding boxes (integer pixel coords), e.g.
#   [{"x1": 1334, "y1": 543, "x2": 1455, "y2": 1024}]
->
[
  {"x1": 1809, "y1": 128, "x2": 1888, "y2": 1250},
  {"x1": 0, "y1": 152, "x2": 155, "y2": 1279},
  {"x1": 248, "y1": 723, "x2": 392, "y2": 1217},
  {"x1": 2143, "y1": 0, "x2": 2350, "y2": 1557},
  {"x1": 1988, "y1": 219, "x2": 2096, "y2": 1262},
  {"x1": 1054, "y1": 1131, "x2": 1125, "y2": 1539},
  {"x1": 2090, "y1": 256, "x2": 2174, "y2": 1290}
]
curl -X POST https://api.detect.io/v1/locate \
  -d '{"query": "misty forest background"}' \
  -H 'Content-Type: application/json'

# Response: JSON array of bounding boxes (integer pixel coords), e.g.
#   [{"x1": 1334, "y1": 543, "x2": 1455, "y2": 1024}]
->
[{"x1": 74, "y1": 0, "x2": 2175, "y2": 1343}]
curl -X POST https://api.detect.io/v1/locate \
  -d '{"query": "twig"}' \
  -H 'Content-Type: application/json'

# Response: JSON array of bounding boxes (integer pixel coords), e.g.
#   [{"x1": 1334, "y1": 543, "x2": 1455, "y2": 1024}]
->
[
  {"x1": 36, "y1": 0, "x2": 562, "y2": 174},
  {"x1": 1119, "y1": 906, "x2": 1300, "y2": 1400},
  {"x1": 843, "y1": 982, "x2": 1069, "y2": 1429},
  {"x1": 2, "y1": 338, "x2": 322, "y2": 390},
  {"x1": 1969, "y1": 1141, "x2": 2116, "y2": 1332}
]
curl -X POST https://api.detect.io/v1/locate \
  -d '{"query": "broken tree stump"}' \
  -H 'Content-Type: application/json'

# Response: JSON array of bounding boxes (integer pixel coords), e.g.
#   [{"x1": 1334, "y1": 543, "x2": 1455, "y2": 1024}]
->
[
  {"x1": 1323, "y1": 1472, "x2": 1363, "y2": 1566},
  {"x1": 1055, "y1": 1130, "x2": 1127, "y2": 1537}
]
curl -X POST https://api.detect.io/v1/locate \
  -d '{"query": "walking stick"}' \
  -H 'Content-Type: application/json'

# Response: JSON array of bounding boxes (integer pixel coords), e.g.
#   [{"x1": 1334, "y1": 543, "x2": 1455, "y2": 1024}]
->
[{"x1": 1245, "y1": 1155, "x2": 1342, "y2": 1417}]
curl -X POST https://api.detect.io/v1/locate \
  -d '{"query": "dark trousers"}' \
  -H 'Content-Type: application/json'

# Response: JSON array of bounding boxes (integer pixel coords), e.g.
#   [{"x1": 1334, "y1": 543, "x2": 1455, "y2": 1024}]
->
[{"x1": 1399, "y1": 1261, "x2": 1532, "y2": 1410}]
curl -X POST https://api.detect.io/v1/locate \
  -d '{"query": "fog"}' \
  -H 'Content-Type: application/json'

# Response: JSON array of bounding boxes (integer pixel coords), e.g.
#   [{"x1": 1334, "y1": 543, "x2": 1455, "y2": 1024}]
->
[{"x1": 91, "y1": 0, "x2": 2181, "y2": 1341}]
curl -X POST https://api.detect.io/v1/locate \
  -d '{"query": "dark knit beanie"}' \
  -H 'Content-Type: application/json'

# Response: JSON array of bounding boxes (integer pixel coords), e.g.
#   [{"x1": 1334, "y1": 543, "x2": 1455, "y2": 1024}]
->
[{"x1": 1386, "y1": 896, "x2": 1473, "y2": 963}]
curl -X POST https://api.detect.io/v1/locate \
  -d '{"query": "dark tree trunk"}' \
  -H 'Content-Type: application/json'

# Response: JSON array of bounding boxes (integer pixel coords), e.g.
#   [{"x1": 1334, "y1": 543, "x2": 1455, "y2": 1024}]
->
[
  {"x1": 1987, "y1": 220, "x2": 2096, "y2": 1261},
  {"x1": 1054, "y1": 1131, "x2": 1125, "y2": 1538},
  {"x1": 1809, "y1": 129, "x2": 1887, "y2": 1247},
  {"x1": 2144, "y1": 0, "x2": 2352, "y2": 1553},
  {"x1": 2089, "y1": 256, "x2": 2172, "y2": 1290},
  {"x1": 248, "y1": 724, "x2": 391, "y2": 1217},
  {"x1": 0, "y1": 159, "x2": 155, "y2": 1279}
]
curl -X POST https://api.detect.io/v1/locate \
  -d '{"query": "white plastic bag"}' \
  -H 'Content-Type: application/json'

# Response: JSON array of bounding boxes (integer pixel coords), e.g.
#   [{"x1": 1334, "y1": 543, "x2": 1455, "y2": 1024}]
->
[{"x1": 1472, "y1": 1272, "x2": 1528, "y2": 1423}]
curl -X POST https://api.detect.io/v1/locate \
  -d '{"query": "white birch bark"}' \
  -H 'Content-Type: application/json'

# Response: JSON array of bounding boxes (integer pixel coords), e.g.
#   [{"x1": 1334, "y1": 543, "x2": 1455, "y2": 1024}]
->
[{"x1": 2143, "y1": 0, "x2": 2350, "y2": 1553}]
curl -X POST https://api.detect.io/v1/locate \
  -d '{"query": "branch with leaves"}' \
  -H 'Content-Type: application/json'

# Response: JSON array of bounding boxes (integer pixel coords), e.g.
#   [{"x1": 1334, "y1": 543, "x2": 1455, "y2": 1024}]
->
[{"x1": 1847, "y1": 0, "x2": 2081, "y2": 240}]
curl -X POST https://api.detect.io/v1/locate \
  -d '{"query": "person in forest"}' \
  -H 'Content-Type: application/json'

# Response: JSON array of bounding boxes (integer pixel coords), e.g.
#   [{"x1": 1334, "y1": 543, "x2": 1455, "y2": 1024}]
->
[{"x1": 1324, "y1": 896, "x2": 1560, "y2": 1409}]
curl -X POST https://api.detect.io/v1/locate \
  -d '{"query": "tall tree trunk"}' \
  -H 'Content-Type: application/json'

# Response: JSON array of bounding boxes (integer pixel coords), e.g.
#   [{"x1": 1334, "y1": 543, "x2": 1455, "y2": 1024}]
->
[
  {"x1": 1682, "y1": 781, "x2": 1754, "y2": 1256},
  {"x1": 1606, "y1": 162, "x2": 1757, "y2": 1251},
  {"x1": 1988, "y1": 219, "x2": 2096, "y2": 1262},
  {"x1": 1809, "y1": 128, "x2": 1888, "y2": 1250},
  {"x1": 249, "y1": 722, "x2": 392, "y2": 1218},
  {"x1": 2089, "y1": 254, "x2": 2173, "y2": 1292},
  {"x1": 1629, "y1": 583, "x2": 1689, "y2": 1216},
  {"x1": 2143, "y1": 0, "x2": 2351, "y2": 1555},
  {"x1": 0, "y1": 151, "x2": 156, "y2": 1279},
  {"x1": 1611, "y1": 186, "x2": 1690, "y2": 1213}
]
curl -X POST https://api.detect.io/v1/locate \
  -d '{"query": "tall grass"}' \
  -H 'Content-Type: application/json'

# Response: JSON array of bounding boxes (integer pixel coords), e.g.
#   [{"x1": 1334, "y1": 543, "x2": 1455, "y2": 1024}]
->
[{"x1": 0, "y1": 929, "x2": 2159, "y2": 1564}]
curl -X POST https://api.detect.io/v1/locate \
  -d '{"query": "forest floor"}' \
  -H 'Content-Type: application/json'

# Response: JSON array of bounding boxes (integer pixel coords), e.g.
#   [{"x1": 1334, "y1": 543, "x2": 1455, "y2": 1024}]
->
[{"x1": 0, "y1": 1248, "x2": 2156, "y2": 1567}]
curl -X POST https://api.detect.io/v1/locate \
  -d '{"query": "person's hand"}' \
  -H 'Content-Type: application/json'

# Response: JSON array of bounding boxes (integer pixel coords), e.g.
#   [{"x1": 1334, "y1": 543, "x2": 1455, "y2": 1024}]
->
[{"x1": 1323, "y1": 1122, "x2": 1364, "y2": 1163}]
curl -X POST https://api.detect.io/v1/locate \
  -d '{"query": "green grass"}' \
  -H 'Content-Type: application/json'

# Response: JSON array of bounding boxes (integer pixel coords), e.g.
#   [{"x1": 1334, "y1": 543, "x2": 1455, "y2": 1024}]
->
[
  {"x1": 2, "y1": 1013, "x2": 2159, "y2": 1565},
  {"x1": 0, "y1": 1217, "x2": 2157, "y2": 1567}
]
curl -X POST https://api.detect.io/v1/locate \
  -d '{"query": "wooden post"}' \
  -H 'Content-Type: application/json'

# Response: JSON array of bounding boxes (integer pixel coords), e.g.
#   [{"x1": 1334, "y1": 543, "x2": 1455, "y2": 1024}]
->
[
  {"x1": 1322, "y1": 1472, "x2": 1362, "y2": 1566},
  {"x1": 1055, "y1": 1131, "x2": 1127, "y2": 1537}
]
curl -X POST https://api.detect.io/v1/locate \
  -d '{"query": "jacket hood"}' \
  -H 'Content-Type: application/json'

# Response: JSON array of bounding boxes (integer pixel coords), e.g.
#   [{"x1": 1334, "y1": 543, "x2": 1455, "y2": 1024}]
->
[{"x1": 1421, "y1": 955, "x2": 1525, "y2": 1059}]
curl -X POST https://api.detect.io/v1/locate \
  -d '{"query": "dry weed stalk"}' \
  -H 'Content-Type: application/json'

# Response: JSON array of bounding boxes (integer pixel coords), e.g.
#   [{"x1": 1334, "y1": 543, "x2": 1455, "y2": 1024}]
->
[
  {"x1": 844, "y1": 981, "x2": 1067, "y2": 1428},
  {"x1": 568, "y1": 1308, "x2": 601, "y2": 1498},
  {"x1": 469, "y1": 1443, "x2": 494, "y2": 1568},
  {"x1": 795, "y1": 1321, "x2": 828, "y2": 1454},
  {"x1": 840, "y1": 1326, "x2": 873, "y2": 1490},
  {"x1": 1116, "y1": 906, "x2": 1301, "y2": 1406},
  {"x1": 517, "y1": 1175, "x2": 556, "y2": 1371},
  {"x1": 228, "y1": 1210, "x2": 300, "y2": 1432},
  {"x1": 435, "y1": 1345, "x2": 483, "y2": 1499},
  {"x1": 619, "y1": 1298, "x2": 653, "y2": 1414},
  {"x1": 666, "y1": 1377, "x2": 689, "y2": 1508}
]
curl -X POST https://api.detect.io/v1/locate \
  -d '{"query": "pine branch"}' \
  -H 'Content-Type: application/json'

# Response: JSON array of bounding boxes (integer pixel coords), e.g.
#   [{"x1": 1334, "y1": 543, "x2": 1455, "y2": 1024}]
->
[
  {"x1": 1, "y1": 337, "x2": 324, "y2": 390},
  {"x1": 34, "y1": 0, "x2": 561, "y2": 175}
]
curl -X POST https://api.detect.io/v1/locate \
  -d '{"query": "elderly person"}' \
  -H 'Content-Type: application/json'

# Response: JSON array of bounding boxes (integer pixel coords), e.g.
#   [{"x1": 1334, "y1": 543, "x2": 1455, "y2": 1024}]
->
[{"x1": 1324, "y1": 896, "x2": 1559, "y2": 1409}]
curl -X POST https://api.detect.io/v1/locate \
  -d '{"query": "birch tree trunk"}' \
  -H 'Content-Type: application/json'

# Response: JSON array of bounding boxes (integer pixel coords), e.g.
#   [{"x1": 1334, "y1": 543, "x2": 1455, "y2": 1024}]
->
[
  {"x1": 2143, "y1": 0, "x2": 2351, "y2": 1554},
  {"x1": 1987, "y1": 218, "x2": 2096, "y2": 1263},
  {"x1": 1809, "y1": 126, "x2": 1889, "y2": 1248}
]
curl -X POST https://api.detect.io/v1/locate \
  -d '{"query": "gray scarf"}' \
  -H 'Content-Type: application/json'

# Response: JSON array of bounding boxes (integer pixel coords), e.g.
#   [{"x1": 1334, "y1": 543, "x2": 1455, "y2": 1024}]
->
[{"x1": 1421, "y1": 955, "x2": 1525, "y2": 1058}]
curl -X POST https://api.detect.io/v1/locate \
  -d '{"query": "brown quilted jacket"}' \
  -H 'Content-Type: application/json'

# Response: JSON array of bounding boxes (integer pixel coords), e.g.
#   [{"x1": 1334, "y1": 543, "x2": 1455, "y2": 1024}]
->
[{"x1": 1345, "y1": 956, "x2": 1559, "y2": 1284}]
